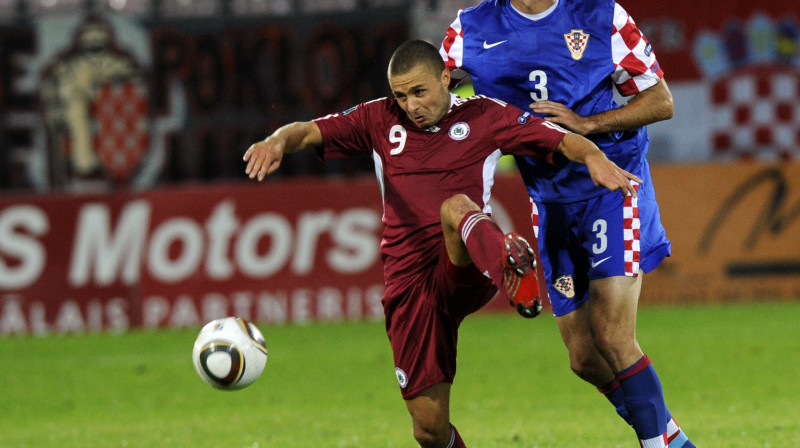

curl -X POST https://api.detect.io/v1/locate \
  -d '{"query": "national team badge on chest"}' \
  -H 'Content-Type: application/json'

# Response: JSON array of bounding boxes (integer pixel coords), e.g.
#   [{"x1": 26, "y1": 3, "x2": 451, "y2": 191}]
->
[
  {"x1": 564, "y1": 29, "x2": 590, "y2": 60},
  {"x1": 448, "y1": 122, "x2": 470, "y2": 140}
]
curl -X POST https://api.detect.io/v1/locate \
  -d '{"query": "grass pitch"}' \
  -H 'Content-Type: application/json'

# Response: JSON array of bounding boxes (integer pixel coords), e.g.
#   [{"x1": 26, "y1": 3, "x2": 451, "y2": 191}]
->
[{"x1": 2, "y1": 301, "x2": 798, "y2": 447}]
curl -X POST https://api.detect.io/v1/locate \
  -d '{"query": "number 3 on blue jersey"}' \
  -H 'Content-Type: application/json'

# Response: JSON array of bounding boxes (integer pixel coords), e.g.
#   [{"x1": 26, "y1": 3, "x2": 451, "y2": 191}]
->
[
  {"x1": 592, "y1": 219, "x2": 607, "y2": 254},
  {"x1": 529, "y1": 70, "x2": 549, "y2": 102}
]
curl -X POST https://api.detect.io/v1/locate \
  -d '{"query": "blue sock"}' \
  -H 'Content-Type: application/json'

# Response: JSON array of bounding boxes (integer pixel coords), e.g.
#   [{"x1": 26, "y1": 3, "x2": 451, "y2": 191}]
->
[
  {"x1": 598, "y1": 379, "x2": 633, "y2": 426},
  {"x1": 616, "y1": 355, "x2": 668, "y2": 440},
  {"x1": 603, "y1": 382, "x2": 696, "y2": 447}
]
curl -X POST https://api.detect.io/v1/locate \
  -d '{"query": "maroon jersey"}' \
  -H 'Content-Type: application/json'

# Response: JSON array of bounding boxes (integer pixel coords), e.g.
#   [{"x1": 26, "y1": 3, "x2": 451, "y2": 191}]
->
[{"x1": 314, "y1": 94, "x2": 566, "y2": 285}]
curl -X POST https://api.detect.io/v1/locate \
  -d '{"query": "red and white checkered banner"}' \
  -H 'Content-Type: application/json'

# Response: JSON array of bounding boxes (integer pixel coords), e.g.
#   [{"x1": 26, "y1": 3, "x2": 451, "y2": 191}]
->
[
  {"x1": 617, "y1": 0, "x2": 798, "y2": 162},
  {"x1": 91, "y1": 82, "x2": 151, "y2": 183}
]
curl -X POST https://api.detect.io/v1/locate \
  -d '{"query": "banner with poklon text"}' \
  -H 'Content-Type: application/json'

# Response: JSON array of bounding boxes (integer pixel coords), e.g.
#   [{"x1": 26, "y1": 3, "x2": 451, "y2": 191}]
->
[{"x1": 0, "y1": 174, "x2": 532, "y2": 335}]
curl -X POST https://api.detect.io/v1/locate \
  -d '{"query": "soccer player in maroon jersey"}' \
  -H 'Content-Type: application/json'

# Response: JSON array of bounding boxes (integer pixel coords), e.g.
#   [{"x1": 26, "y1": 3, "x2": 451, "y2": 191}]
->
[{"x1": 244, "y1": 40, "x2": 640, "y2": 448}]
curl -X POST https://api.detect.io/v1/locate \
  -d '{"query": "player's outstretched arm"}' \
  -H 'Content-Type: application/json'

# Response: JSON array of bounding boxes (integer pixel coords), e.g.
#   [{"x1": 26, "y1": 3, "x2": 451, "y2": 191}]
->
[
  {"x1": 243, "y1": 121, "x2": 323, "y2": 181},
  {"x1": 530, "y1": 79, "x2": 674, "y2": 135},
  {"x1": 557, "y1": 133, "x2": 643, "y2": 197}
]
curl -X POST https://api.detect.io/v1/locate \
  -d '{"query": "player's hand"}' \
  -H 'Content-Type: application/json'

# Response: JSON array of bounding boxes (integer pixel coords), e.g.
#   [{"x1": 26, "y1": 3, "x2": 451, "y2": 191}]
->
[
  {"x1": 530, "y1": 100, "x2": 593, "y2": 135},
  {"x1": 243, "y1": 136, "x2": 285, "y2": 181},
  {"x1": 584, "y1": 151, "x2": 643, "y2": 197}
]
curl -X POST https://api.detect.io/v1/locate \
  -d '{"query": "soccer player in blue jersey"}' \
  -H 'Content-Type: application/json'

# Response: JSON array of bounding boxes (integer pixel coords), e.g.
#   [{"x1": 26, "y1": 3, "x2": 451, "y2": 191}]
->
[{"x1": 441, "y1": 1, "x2": 696, "y2": 447}]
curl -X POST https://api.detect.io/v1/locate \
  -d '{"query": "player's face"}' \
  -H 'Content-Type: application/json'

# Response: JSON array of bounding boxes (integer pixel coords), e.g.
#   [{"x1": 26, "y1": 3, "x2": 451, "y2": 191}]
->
[{"x1": 389, "y1": 65, "x2": 451, "y2": 128}]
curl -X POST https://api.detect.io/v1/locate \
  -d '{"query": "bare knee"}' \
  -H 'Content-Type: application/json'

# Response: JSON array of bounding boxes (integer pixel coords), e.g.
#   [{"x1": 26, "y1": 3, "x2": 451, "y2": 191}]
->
[
  {"x1": 558, "y1": 310, "x2": 616, "y2": 386},
  {"x1": 440, "y1": 194, "x2": 479, "y2": 227},
  {"x1": 406, "y1": 383, "x2": 452, "y2": 448},
  {"x1": 587, "y1": 276, "x2": 643, "y2": 371},
  {"x1": 592, "y1": 328, "x2": 642, "y2": 372},
  {"x1": 413, "y1": 421, "x2": 451, "y2": 448},
  {"x1": 567, "y1": 346, "x2": 614, "y2": 386}
]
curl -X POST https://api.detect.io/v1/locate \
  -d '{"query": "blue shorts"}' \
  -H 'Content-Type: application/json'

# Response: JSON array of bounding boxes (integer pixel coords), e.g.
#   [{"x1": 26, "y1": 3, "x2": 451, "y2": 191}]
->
[{"x1": 531, "y1": 176, "x2": 671, "y2": 317}]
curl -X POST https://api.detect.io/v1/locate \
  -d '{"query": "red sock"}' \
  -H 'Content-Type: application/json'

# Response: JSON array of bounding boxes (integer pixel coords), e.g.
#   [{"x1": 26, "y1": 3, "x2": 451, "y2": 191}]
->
[
  {"x1": 450, "y1": 423, "x2": 466, "y2": 448},
  {"x1": 458, "y1": 211, "x2": 505, "y2": 290}
]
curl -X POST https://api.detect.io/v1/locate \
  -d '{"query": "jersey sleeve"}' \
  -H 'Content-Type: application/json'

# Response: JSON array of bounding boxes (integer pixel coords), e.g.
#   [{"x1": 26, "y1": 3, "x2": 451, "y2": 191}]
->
[
  {"x1": 610, "y1": 2, "x2": 664, "y2": 96},
  {"x1": 312, "y1": 103, "x2": 375, "y2": 159},
  {"x1": 440, "y1": 10, "x2": 465, "y2": 72},
  {"x1": 487, "y1": 99, "x2": 567, "y2": 164}
]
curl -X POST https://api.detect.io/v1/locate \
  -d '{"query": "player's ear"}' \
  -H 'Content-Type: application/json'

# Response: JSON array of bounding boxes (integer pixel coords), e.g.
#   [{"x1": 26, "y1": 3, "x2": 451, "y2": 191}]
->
[{"x1": 441, "y1": 68, "x2": 451, "y2": 89}]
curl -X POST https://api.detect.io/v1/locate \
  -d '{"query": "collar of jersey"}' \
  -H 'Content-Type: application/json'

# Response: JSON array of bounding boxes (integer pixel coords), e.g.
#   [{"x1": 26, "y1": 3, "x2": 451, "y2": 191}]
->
[
  {"x1": 504, "y1": 0, "x2": 563, "y2": 28},
  {"x1": 419, "y1": 94, "x2": 459, "y2": 133}
]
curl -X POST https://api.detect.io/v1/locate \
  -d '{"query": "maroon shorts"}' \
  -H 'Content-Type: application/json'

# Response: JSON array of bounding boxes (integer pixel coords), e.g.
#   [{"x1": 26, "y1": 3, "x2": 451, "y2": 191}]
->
[{"x1": 383, "y1": 244, "x2": 497, "y2": 400}]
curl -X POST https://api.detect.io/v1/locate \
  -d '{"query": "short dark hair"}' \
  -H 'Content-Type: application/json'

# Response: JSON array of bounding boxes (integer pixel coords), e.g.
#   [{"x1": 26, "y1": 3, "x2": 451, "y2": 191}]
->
[{"x1": 388, "y1": 39, "x2": 446, "y2": 78}]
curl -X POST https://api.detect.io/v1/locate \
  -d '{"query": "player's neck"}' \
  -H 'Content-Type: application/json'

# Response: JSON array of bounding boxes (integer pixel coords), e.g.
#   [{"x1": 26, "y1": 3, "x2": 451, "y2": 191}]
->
[{"x1": 510, "y1": 0, "x2": 555, "y2": 14}]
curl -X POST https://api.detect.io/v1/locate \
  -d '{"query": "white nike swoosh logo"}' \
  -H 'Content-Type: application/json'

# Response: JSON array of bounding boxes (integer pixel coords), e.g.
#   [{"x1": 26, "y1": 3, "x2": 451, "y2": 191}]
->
[
  {"x1": 483, "y1": 40, "x2": 508, "y2": 49},
  {"x1": 591, "y1": 256, "x2": 612, "y2": 268}
]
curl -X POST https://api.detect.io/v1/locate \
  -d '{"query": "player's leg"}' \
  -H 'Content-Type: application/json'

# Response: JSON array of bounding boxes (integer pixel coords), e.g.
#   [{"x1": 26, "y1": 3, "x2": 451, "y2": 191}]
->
[
  {"x1": 405, "y1": 383, "x2": 466, "y2": 448},
  {"x1": 544, "y1": 184, "x2": 690, "y2": 446},
  {"x1": 390, "y1": 298, "x2": 467, "y2": 448},
  {"x1": 440, "y1": 194, "x2": 540, "y2": 317},
  {"x1": 583, "y1": 186, "x2": 669, "y2": 447},
  {"x1": 388, "y1": 241, "x2": 493, "y2": 448},
  {"x1": 555, "y1": 304, "x2": 632, "y2": 425},
  {"x1": 590, "y1": 276, "x2": 695, "y2": 448},
  {"x1": 556, "y1": 304, "x2": 617, "y2": 385},
  {"x1": 587, "y1": 276, "x2": 643, "y2": 370},
  {"x1": 538, "y1": 197, "x2": 630, "y2": 420},
  {"x1": 631, "y1": 172, "x2": 696, "y2": 448},
  {"x1": 589, "y1": 275, "x2": 669, "y2": 447},
  {"x1": 440, "y1": 194, "x2": 483, "y2": 267}
]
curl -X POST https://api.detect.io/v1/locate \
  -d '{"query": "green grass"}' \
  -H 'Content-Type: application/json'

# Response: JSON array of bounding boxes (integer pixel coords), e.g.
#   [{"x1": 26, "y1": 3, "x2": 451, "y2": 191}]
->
[{"x1": 2, "y1": 301, "x2": 798, "y2": 447}]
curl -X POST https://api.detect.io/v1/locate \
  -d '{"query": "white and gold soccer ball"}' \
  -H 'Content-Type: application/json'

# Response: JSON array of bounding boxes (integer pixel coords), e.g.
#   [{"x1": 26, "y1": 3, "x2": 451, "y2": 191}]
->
[{"x1": 192, "y1": 317, "x2": 268, "y2": 390}]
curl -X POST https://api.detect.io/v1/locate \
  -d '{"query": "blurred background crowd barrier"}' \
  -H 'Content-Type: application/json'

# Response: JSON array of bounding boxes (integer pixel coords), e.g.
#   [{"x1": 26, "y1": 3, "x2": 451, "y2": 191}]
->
[{"x1": 0, "y1": 0, "x2": 798, "y2": 334}]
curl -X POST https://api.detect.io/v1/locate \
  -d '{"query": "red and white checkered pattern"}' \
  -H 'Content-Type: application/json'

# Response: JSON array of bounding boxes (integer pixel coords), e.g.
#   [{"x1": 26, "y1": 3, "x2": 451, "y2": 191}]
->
[
  {"x1": 91, "y1": 82, "x2": 150, "y2": 183},
  {"x1": 610, "y1": 3, "x2": 663, "y2": 96},
  {"x1": 710, "y1": 66, "x2": 800, "y2": 161},
  {"x1": 441, "y1": 10, "x2": 465, "y2": 71},
  {"x1": 623, "y1": 183, "x2": 641, "y2": 276},
  {"x1": 529, "y1": 198, "x2": 539, "y2": 239}
]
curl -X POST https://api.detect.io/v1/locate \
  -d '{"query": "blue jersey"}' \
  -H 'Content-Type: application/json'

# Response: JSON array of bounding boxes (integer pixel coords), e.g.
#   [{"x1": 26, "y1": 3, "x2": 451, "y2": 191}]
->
[{"x1": 441, "y1": 0, "x2": 664, "y2": 203}]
